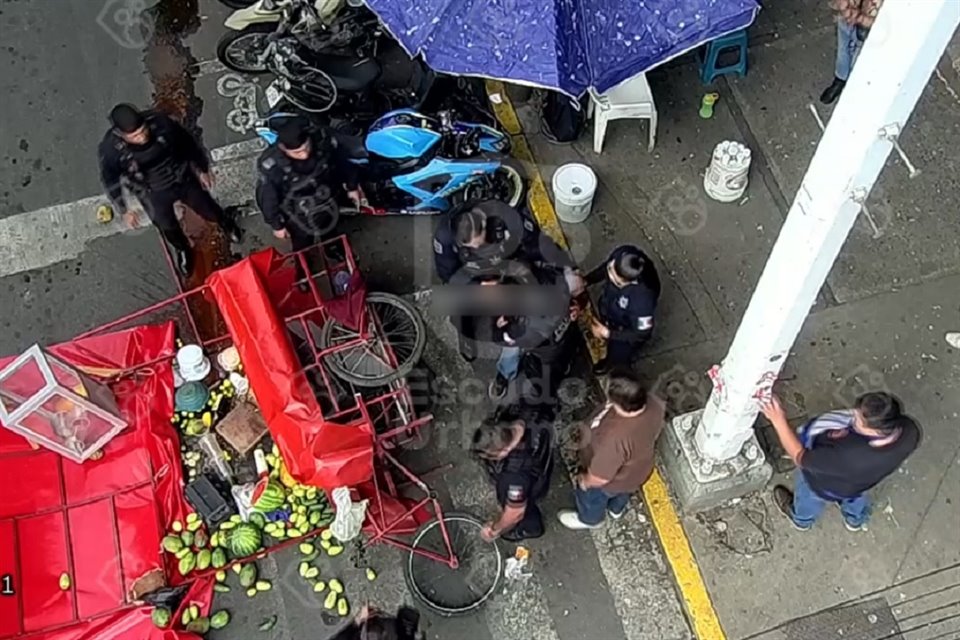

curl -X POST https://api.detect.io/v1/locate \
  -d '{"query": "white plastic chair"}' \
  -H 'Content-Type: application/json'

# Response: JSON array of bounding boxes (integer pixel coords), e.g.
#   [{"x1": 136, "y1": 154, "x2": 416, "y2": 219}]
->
[{"x1": 587, "y1": 73, "x2": 658, "y2": 154}]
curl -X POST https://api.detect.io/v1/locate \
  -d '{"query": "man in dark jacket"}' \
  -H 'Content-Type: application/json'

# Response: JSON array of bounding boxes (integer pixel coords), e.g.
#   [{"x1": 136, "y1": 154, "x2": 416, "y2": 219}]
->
[
  {"x1": 473, "y1": 402, "x2": 556, "y2": 542},
  {"x1": 433, "y1": 199, "x2": 576, "y2": 283},
  {"x1": 761, "y1": 391, "x2": 920, "y2": 532},
  {"x1": 256, "y1": 117, "x2": 361, "y2": 254},
  {"x1": 448, "y1": 261, "x2": 576, "y2": 400},
  {"x1": 583, "y1": 245, "x2": 661, "y2": 374},
  {"x1": 97, "y1": 103, "x2": 243, "y2": 276}
]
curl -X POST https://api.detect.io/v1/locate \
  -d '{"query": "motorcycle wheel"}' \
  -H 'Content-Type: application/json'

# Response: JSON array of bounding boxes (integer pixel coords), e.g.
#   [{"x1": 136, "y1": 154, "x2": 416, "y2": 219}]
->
[
  {"x1": 217, "y1": 0, "x2": 256, "y2": 8},
  {"x1": 217, "y1": 23, "x2": 277, "y2": 74}
]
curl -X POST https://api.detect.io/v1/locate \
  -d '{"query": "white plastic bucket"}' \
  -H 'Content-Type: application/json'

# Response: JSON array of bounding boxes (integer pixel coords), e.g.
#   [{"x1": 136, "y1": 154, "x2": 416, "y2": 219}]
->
[
  {"x1": 552, "y1": 163, "x2": 597, "y2": 223},
  {"x1": 704, "y1": 140, "x2": 752, "y2": 203}
]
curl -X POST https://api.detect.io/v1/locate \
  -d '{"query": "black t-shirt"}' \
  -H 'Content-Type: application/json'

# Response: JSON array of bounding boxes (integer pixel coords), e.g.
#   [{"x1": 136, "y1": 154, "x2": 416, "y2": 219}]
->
[{"x1": 801, "y1": 420, "x2": 920, "y2": 499}]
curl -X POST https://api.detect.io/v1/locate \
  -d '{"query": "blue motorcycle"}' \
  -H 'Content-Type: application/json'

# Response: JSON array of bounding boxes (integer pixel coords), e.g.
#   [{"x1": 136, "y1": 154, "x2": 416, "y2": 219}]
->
[{"x1": 255, "y1": 108, "x2": 525, "y2": 217}]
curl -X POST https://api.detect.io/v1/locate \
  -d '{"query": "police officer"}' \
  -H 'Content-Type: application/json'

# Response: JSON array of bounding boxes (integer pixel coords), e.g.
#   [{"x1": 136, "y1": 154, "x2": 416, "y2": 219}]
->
[
  {"x1": 448, "y1": 260, "x2": 576, "y2": 399},
  {"x1": 256, "y1": 118, "x2": 361, "y2": 254},
  {"x1": 583, "y1": 245, "x2": 661, "y2": 373},
  {"x1": 97, "y1": 103, "x2": 243, "y2": 276},
  {"x1": 432, "y1": 199, "x2": 576, "y2": 283},
  {"x1": 472, "y1": 403, "x2": 555, "y2": 543}
]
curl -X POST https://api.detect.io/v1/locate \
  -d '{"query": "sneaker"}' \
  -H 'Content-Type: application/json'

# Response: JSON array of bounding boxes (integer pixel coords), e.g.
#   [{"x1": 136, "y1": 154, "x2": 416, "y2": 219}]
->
[
  {"x1": 772, "y1": 485, "x2": 812, "y2": 531},
  {"x1": 488, "y1": 373, "x2": 509, "y2": 400},
  {"x1": 557, "y1": 509, "x2": 601, "y2": 530},
  {"x1": 607, "y1": 507, "x2": 627, "y2": 520},
  {"x1": 945, "y1": 332, "x2": 960, "y2": 349},
  {"x1": 843, "y1": 519, "x2": 868, "y2": 532},
  {"x1": 834, "y1": 503, "x2": 868, "y2": 532},
  {"x1": 819, "y1": 77, "x2": 846, "y2": 105},
  {"x1": 224, "y1": 221, "x2": 244, "y2": 244}
]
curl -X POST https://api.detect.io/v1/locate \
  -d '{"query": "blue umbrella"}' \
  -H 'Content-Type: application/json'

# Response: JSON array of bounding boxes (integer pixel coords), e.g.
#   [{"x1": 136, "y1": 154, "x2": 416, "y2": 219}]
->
[{"x1": 367, "y1": 0, "x2": 761, "y2": 97}]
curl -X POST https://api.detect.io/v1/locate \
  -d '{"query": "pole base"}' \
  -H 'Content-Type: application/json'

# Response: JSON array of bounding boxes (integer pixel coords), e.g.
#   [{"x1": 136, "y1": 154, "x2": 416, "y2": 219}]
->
[{"x1": 659, "y1": 409, "x2": 772, "y2": 512}]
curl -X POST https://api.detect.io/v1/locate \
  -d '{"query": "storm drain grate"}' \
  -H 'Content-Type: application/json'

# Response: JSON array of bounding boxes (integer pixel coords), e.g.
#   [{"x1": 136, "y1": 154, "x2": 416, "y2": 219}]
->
[{"x1": 781, "y1": 598, "x2": 902, "y2": 640}]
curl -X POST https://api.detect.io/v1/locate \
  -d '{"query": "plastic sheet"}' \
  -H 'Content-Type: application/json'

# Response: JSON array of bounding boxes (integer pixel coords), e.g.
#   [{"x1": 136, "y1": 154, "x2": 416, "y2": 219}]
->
[
  {"x1": 367, "y1": 0, "x2": 760, "y2": 96},
  {"x1": 0, "y1": 324, "x2": 211, "y2": 639},
  {"x1": 206, "y1": 251, "x2": 376, "y2": 491}
]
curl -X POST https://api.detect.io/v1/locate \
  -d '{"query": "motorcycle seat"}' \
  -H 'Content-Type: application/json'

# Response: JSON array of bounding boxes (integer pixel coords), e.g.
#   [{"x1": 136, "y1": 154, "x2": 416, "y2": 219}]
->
[{"x1": 316, "y1": 56, "x2": 381, "y2": 93}]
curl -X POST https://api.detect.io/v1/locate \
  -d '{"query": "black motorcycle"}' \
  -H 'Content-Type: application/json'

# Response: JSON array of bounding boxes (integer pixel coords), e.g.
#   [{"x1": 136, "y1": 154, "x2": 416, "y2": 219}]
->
[{"x1": 217, "y1": 0, "x2": 380, "y2": 74}]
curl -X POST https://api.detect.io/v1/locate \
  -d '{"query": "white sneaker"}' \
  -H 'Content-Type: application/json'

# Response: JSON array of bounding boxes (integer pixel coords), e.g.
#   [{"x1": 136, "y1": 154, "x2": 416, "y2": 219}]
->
[
  {"x1": 946, "y1": 332, "x2": 960, "y2": 349},
  {"x1": 557, "y1": 509, "x2": 601, "y2": 530}
]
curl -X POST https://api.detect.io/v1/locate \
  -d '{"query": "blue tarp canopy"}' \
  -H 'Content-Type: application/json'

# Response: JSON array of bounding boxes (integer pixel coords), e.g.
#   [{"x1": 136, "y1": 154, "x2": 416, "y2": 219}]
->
[{"x1": 367, "y1": 0, "x2": 760, "y2": 97}]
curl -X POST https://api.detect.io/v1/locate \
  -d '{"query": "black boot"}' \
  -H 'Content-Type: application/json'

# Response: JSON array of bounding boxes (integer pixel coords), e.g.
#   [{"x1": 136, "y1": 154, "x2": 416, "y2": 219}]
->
[
  {"x1": 819, "y1": 77, "x2": 846, "y2": 105},
  {"x1": 224, "y1": 219, "x2": 244, "y2": 244},
  {"x1": 592, "y1": 357, "x2": 612, "y2": 376},
  {"x1": 174, "y1": 247, "x2": 194, "y2": 277}
]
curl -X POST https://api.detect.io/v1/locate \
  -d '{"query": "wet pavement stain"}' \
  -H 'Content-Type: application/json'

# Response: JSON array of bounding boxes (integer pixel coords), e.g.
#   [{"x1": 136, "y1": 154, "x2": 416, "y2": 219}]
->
[{"x1": 142, "y1": 0, "x2": 229, "y2": 341}]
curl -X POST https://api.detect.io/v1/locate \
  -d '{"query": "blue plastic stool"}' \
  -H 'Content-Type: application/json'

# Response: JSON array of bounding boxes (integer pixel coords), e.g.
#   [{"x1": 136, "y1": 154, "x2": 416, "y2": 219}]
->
[{"x1": 701, "y1": 30, "x2": 749, "y2": 84}]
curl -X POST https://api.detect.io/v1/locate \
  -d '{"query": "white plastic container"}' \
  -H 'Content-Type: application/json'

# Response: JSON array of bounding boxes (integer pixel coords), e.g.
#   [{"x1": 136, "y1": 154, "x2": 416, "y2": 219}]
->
[
  {"x1": 552, "y1": 163, "x2": 597, "y2": 223},
  {"x1": 176, "y1": 345, "x2": 211, "y2": 382},
  {"x1": 704, "y1": 140, "x2": 752, "y2": 203}
]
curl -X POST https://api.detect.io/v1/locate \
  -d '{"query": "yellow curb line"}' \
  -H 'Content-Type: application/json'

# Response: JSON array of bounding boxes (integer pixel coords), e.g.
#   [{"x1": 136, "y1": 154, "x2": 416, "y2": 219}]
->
[{"x1": 486, "y1": 80, "x2": 726, "y2": 640}]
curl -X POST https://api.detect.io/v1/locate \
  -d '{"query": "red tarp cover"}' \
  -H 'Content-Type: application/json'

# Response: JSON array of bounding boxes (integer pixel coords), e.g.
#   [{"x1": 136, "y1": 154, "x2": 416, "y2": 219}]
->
[
  {"x1": 206, "y1": 249, "x2": 376, "y2": 490},
  {"x1": 0, "y1": 325, "x2": 210, "y2": 640}
]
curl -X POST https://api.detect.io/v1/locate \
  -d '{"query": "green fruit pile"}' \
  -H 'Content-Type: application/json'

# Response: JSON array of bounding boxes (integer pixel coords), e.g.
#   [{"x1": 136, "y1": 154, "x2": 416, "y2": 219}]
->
[{"x1": 160, "y1": 513, "x2": 227, "y2": 576}]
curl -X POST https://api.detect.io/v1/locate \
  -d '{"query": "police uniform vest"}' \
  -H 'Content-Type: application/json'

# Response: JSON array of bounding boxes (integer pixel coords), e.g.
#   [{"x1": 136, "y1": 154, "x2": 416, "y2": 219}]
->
[{"x1": 113, "y1": 115, "x2": 186, "y2": 192}]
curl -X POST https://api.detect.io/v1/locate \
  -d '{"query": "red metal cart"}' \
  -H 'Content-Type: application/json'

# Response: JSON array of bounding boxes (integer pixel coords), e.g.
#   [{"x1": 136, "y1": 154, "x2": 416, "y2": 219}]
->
[{"x1": 1, "y1": 236, "x2": 501, "y2": 639}]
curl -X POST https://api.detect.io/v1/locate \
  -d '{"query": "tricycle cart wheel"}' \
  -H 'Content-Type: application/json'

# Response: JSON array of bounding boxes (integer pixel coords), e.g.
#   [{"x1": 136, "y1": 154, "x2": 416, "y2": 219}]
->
[
  {"x1": 319, "y1": 292, "x2": 426, "y2": 387},
  {"x1": 404, "y1": 513, "x2": 502, "y2": 616}
]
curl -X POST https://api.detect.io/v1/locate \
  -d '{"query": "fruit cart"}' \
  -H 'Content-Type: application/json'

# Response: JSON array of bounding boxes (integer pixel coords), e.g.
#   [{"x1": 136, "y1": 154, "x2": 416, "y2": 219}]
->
[{"x1": 0, "y1": 236, "x2": 500, "y2": 640}]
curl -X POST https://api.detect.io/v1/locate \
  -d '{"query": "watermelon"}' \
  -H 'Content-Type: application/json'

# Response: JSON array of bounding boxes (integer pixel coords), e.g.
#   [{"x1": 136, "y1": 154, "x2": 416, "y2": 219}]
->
[
  {"x1": 252, "y1": 481, "x2": 286, "y2": 512},
  {"x1": 229, "y1": 523, "x2": 263, "y2": 558}
]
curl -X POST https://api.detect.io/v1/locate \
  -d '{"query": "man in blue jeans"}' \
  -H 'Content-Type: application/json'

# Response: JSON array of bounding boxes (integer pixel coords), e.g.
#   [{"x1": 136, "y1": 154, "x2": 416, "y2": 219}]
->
[
  {"x1": 760, "y1": 391, "x2": 920, "y2": 532},
  {"x1": 820, "y1": 0, "x2": 883, "y2": 104},
  {"x1": 558, "y1": 370, "x2": 664, "y2": 529}
]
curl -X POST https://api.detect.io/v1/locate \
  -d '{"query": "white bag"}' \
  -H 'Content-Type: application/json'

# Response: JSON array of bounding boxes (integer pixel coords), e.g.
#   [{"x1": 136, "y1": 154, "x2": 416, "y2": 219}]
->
[{"x1": 329, "y1": 487, "x2": 368, "y2": 542}]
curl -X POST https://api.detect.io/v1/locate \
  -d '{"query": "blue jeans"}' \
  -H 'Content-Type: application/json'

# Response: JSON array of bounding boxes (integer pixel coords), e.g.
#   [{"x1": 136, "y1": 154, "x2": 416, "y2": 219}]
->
[
  {"x1": 575, "y1": 486, "x2": 631, "y2": 525},
  {"x1": 496, "y1": 346, "x2": 521, "y2": 380},
  {"x1": 835, "y1": 19, "x2": 868, "y2": 81},
  {"x1": 792, "y1": 470, "x2": 870, "y2": 528}
]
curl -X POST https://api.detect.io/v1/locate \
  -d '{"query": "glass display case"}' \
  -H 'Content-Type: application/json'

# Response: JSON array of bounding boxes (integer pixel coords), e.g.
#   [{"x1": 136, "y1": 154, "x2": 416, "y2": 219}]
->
[{"x1": 0, "y1": 345, "x2": 128, "y2": 463}]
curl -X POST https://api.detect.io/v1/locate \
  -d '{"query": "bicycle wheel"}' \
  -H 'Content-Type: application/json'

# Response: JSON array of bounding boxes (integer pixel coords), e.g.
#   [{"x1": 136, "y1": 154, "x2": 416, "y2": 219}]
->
[
  {"x1": 404, "y1": 513, "x2": 502, "y2": 616},
  {"x1": 319, "y1": 292, "x2": 426, "y2": 387}
]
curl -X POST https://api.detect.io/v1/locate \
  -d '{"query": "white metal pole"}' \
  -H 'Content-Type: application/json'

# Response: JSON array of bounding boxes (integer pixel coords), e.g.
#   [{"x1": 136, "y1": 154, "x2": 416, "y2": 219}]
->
[{"x1": 694, "y1": 0, "x2": 960, "y2": 462}]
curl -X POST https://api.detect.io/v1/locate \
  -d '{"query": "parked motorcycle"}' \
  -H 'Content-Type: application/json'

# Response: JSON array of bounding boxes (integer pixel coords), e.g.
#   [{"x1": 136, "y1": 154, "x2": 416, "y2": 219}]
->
[
  {"x1": 217, "y1": 0, "x2": 378, "y2": 74},
  {"x1": 255, "y1": 109, "x2": 524, "y2": 225}
]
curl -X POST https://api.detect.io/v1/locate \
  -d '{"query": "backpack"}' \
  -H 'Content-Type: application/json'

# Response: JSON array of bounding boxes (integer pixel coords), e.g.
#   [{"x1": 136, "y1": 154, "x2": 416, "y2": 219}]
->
[{"x1": 539, "y1": 91, "x2": 587, "y2": 144}]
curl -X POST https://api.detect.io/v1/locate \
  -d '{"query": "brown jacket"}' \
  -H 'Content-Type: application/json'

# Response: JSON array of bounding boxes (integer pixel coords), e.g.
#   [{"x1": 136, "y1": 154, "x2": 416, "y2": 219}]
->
[{"x1": 831, "y1": 0, "x2": 882, "y2": 28}]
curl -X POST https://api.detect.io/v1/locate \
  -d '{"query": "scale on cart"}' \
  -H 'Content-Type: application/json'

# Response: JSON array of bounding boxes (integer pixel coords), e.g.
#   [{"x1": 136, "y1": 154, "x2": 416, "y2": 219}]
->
[{"x1": 0, "y1": 343, "x2": 128, "y2": 462}]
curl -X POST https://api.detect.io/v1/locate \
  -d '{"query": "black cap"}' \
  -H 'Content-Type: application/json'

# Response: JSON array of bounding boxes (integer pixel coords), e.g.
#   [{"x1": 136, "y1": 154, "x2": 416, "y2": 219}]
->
[
  {"x1": 109, "y1": 103, "x2": 146, "y2": 133},
  {"x1": 276, "y1": 118, "x2": 311, "y2": 149}
]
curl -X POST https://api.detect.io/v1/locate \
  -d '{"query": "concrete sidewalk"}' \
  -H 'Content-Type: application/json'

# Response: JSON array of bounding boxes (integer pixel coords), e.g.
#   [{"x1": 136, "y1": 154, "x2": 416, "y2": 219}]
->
[{"x1": 509, "y1": 0, "x2": 960, "y2": 637}]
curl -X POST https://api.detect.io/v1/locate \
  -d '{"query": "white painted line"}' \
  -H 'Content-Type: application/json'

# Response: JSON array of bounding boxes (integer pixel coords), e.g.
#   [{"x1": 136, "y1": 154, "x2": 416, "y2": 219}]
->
[
  {"x1": 192, "y1": 59, "x2": 228, "y2": 78},
  {"x1": 211, "y1": 137, "x2": 265, "y2": 162},
  {"x1": 0, "y1": 139, "x2": 264, "y2": 278}
]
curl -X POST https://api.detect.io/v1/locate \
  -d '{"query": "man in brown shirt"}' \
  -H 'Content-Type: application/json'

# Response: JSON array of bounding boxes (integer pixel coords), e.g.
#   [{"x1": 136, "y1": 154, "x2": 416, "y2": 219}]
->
[{"x1": 557, "y1": 370, "x2": 664, "y2": 529}]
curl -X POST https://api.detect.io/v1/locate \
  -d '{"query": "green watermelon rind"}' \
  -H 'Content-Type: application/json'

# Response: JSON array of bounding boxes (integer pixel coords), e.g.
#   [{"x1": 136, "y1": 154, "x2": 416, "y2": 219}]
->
[
  {"x1": 252, "y1": 482, "x2": 287, "y2": 512},
  {"x1": 229, "y1": 523, "x2": 263, "y2": 558}
]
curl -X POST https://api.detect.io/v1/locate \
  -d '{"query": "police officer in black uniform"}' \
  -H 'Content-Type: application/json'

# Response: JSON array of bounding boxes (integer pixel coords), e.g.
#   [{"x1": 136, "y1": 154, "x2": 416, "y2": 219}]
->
[
  {"x1": 432, "y1": 199, "x2": 576, "y2": 284},
  {"x1": 472, "y1": 403, "x2": 555, "y2": 543},
  {"x1": 255, "y1": 118, "x2": 361, "y2": 255},
  {"x1": 583, "y1": 244, "x2": 661, "y2": 373},
  {"x1": 98, "y1": 103, "x2": 243, "y2": 276}
]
